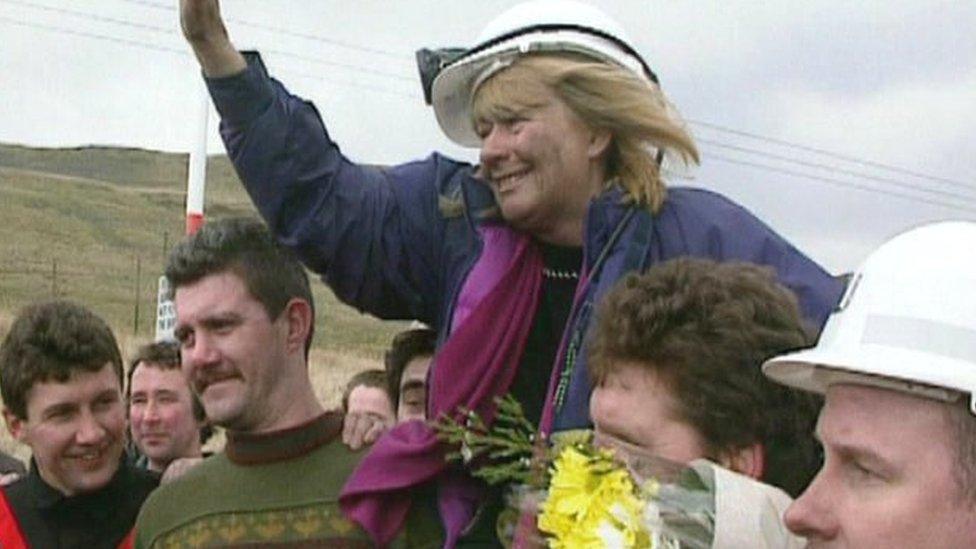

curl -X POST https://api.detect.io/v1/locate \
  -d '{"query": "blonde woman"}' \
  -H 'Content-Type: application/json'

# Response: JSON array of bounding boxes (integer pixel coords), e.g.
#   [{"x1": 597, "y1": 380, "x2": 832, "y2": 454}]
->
[{"x1": 180, "y1": 0, "x2": 843, "y2": 545}]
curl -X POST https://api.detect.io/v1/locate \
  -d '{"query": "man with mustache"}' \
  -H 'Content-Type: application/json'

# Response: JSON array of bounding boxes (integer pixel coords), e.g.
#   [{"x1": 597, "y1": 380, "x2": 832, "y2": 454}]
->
[
  {"x1": 133, "y1": 218, "x2": 439, "y2": 547},
  {"x1": 0, "y1": 301, "x2": 158, "y2": 548}
]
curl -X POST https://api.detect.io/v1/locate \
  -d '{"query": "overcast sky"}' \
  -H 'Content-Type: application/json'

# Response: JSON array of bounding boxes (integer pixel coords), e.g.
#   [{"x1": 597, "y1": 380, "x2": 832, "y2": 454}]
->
[{"x1": 2, "y1": 0, "x2": 974, "y2": 273}]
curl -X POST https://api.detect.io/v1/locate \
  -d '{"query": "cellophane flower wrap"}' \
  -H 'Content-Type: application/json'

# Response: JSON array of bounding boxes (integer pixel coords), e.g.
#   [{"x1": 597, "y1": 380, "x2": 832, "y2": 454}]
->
[{"x1": 433, "y1": 395, "x2": 716, "y2": 548}]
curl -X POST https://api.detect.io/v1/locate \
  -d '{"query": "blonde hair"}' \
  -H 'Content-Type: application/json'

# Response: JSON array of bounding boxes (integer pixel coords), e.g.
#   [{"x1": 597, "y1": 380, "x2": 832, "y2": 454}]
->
[{"x1": 473, "y1": 54, "x2": 699, "y2": 213}]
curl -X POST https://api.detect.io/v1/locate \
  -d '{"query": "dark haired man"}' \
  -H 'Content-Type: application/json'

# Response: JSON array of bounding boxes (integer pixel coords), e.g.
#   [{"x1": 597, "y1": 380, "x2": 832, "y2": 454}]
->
[
  {"x1": 0, "y1": 301, "x2": 158, "y2": 548},
  {"x1": 134, "y1": 217, "x2": 438, "y2": 547},
  {"x1": 588, "y1": 258, "x2": 822, "y2": 498},
  {"x1": 341, "y1": 369, "x2": 395, "y2": 428},
  {"x1": 385, "y1": 328, "x2": 436, "y2": 423},
  {"x1": 127, "y1": 341, "x2": 212, "y2": 474}
]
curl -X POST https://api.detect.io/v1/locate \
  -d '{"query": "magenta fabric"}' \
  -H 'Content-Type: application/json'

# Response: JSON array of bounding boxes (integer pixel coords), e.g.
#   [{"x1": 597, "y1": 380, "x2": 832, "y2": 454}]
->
[{"x1": 340, "y1": 227, "x2": 543, "y2": 547}]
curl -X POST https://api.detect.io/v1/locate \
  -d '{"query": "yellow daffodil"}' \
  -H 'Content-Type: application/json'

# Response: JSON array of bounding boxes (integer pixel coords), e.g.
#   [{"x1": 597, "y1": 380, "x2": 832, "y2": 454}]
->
[{"x1": 538, "y1": 444, "x2": 652, "y2": 548}]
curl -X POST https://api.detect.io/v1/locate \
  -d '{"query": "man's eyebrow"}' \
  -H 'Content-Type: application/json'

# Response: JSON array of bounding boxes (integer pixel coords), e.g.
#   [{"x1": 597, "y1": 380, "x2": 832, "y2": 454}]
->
[
  {"x1": 174, "y1": 311, "x2": 242, "y2": 336},
  {"x1": 41, "y1": 402, "x2": 77, "y2": 417},
  {"x1": 400, "y1": 380, "x2": 426, "y2": 392},
  {"x1": 94, "y1": 389, "x2": 120, "y2": 401},
  {"x1": 199, "y1": 312, "x2": 242, "y2": 327},
  {"x1": 831, "y1": 441, "x2": 884, "y2": 462},
  {"x1": 821, "y1": 433, "x2": 893, "y2": 470}
]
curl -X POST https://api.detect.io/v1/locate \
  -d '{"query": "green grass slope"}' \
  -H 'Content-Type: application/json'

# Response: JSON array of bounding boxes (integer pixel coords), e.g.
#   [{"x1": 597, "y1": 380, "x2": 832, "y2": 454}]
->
[{"x1": 0, "y1": 143, "x2": 407, "y2": 359}]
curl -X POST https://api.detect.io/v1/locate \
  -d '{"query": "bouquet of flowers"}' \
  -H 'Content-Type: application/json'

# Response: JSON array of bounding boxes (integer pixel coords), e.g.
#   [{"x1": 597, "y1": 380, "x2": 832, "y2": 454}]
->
[{"x1": 433, "y1": 395, "x2": 716, "y2": 548}]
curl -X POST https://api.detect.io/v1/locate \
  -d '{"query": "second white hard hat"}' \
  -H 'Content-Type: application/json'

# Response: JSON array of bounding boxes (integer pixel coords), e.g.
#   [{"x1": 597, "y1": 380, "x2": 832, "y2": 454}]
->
[{"x1": 763, "y1": 221, "x2": 976, "y2": 413}]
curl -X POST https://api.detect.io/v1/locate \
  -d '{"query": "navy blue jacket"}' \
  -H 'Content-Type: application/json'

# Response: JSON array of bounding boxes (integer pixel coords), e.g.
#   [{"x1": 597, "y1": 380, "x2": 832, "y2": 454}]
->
[{"x1": 207, "y1": 53, "x2": 844, "y2": 430}]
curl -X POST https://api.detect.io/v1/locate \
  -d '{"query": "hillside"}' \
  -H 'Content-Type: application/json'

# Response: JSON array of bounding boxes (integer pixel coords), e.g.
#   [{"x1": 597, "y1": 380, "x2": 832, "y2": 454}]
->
[{"x1": 0, "y1": 142, "x2": 407, "y2": 359}]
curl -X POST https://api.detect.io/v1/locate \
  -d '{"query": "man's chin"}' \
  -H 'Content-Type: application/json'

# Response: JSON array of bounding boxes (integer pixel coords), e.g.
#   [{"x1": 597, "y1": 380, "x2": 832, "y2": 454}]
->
[
  {"x1": 201, "y1": 399, "x2": 245, "y2": 428},
  {"x1": 62, "y1": 466, "x2": 118, "y2": 496},
  {"x1": 141, "y1": 448, "x2": 176, "y2": 464}
]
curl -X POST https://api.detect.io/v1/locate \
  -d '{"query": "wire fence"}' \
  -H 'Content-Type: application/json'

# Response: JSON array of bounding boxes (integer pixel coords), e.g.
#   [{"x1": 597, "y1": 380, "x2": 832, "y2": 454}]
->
[
  {"x1": 0, "y1": 249, "x2": 399, "y2": 361},
  {"x1": 0, "y1": 238, "x2": 171, "y2": 340}
]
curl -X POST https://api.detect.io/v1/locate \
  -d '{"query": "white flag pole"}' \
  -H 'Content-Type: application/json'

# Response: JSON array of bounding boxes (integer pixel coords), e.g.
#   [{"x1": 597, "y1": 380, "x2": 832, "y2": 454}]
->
[
  {"x1": 185, "y1": 80, "x2": 209, "y2": 236},
  {"x1": 156, "y1": 80, "x2": 209, "y2": 342}
]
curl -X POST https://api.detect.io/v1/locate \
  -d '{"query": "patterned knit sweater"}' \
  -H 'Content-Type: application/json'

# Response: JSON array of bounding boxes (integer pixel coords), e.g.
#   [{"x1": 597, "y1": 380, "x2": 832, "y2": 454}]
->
[{"x1": 133, "y1": 411, "x2": 373, "y2": 548}]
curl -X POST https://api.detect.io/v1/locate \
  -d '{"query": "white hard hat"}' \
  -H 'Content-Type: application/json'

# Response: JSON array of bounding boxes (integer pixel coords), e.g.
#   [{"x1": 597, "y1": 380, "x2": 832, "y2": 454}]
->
[
  {"x1": 763, "y1": 221, "x2": 976, "y2": 413},
  {"x1": 430, "y1": 0, "x2": 657, "y2": 147}
]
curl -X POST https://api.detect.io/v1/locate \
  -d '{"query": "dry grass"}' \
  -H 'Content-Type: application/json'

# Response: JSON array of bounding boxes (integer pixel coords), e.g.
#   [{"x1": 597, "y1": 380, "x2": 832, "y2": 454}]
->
[{"x1": 0, "y1": 143, "x2": 404, "y2": 464}]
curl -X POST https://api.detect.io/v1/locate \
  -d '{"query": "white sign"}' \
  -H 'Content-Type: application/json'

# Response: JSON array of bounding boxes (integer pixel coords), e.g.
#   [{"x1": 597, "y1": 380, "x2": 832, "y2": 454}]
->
[{"x1": 155, "y1": 275, "x2": 177, "y2": 343}]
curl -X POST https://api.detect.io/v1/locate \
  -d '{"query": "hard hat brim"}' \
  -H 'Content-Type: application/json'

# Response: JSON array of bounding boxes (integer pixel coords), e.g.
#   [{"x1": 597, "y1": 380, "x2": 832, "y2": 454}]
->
[
  {"x1": 431, "y1": 29, "x2": 652, "y2": 148},
  {"x1": 763, "y1": 346, "x2": 968, "y2": 404}
]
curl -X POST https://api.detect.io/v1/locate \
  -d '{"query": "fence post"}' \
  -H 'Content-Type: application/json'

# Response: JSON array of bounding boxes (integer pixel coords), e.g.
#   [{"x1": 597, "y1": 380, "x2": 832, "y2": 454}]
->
[
  {"x1": 133, "y1": 257, "x2": 141, "y2": 335},
  {"x1": 51, "y1": 258, "x2": 58, "y2": 297}
]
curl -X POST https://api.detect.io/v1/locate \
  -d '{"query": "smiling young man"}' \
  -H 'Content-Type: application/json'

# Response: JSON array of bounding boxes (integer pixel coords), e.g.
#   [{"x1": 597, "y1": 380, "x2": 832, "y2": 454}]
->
[
  {"x1": 0, "y1": 301, "x2": 158, "y2": 548},
  {"x1": 127, "y1": 341, "x2": 211, "y2": 474}
]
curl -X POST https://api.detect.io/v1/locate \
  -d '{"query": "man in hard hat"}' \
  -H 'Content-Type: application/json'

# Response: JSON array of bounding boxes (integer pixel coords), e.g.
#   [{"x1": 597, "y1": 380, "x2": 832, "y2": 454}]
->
[
  {"x1": 179, "y1": 0, "x2": 843, "y2": 544},
  {"x1": 764, "y1": 221, "x2": 976, "y2": 548}
]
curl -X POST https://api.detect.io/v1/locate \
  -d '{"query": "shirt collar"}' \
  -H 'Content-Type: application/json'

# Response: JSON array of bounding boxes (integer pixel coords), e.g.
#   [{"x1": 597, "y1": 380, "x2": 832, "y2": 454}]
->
[{"x1": 224, "y1": 411, "x2": 343, "y2": 465}]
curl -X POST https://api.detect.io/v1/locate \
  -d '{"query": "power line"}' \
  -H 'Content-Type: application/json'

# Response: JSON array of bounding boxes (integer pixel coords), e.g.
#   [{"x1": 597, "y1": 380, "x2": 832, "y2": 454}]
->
[
  {"x1": 261, "y1": 48, "x2": 415, "y2": 83},
  {"x1": 4, "y1": 0, "x2": 170, "y2": 33},
  {"x1": 0, "y1": 14, "x2": 185, "y2": 55},
  {"x1": 690, "y1": 118, "x2": 974, "y2": 191},
  {"x1": 115, "y1": 0, "x2": 408, "y2": 61},
  {"x1": 5, "y1": 1, "x2": 417, "y2": 85},
  {"x1": 114, "y1": 0, "x2": 974, "y2": 195},
  {"x1": 0, "y1": 14, "x2": 417, "y2": 101},
  {"x1": 228, "y1": 19, "x2": 407, "y2": 62},
  {"x1": 274, "y1": 67, "x2": 417, "y2": 101},
  {"x1": 706, "y1": 153, "x2": 976, "y2": 215},
  {"x1": 4, "y1": 10, "x2": 972, "y2": 212},
  {"x1": 699, "y1": 138, "x2": 976, "y2": 205}
]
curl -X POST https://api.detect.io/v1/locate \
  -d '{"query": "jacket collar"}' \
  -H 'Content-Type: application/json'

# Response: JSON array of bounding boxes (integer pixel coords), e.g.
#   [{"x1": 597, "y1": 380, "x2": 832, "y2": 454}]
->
[
  {"x1": 582, "y1": 185, "x2": 637, "y2": 267},
  {"x1": 24, "y1": 456, "x2": 132, "y2": 513}
]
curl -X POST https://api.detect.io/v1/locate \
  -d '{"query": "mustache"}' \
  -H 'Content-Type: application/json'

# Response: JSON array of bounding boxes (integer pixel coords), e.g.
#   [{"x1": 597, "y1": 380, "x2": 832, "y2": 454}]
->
[{"x1": 192, "y1": 369, "x2": 242, "y2": 393}]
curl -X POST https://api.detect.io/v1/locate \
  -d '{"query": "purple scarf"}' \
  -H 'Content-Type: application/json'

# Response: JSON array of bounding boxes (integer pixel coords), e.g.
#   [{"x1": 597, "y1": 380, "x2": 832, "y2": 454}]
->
[{"x1": 340, "y1": 227, "x2": 543, "y2": 547}]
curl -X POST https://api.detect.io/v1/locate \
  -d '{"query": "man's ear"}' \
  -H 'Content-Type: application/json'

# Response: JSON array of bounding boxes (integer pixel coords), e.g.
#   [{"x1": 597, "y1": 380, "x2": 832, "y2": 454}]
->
[
  {"x1": 281, "y1": 298, "x2": 313, "y2": 355},
  {"x1": 587, "y1": 129, "x2": 612, "y2": 160},
  {"x1": 718, "y1": 442, "x2": 765, "y2": 480},
  {"x1": 3, "y1": 408, "x2": 26, "y2": 443}
]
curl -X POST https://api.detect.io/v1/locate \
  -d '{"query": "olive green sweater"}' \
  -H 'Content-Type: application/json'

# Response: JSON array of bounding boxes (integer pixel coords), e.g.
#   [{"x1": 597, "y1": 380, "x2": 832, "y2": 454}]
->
[{"x1": 134, "y1": 412, "x2": 372, "y2": 548}]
